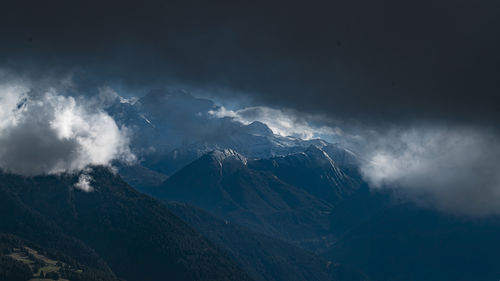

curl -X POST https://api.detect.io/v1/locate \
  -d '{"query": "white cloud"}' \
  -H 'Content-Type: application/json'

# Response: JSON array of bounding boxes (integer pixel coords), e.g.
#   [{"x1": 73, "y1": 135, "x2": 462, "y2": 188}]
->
[
  {"x1": 0, "y1": 83, "x2": 135, "y2": 177},
  {"x1": 209, "y1": 106, "x2": 342, "y2": 140},
  {"x1": 74, "y1": 172, "x2": 94, "y2": 192},
  {"x1": 360, "y1": 126, "x2": 500, "y2": 216}
]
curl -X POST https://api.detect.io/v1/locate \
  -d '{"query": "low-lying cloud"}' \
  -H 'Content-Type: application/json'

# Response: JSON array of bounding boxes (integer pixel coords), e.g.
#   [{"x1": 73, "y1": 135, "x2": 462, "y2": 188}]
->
[
  {"x1": 361, "y1": 125, "x2": 500, "y2": 216},
  {"x1": 209, "y1": 106, "x2": 343, "y2": 141},
  {"x1": 0, "y1": 83, "x2": 134, "y2": 190}
]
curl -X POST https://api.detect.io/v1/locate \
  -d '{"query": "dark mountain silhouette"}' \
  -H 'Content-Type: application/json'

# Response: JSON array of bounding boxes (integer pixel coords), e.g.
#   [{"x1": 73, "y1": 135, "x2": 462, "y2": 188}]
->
[
  {"x1": 149, "y1": 149, "x2": 334, "y2": 248},
  {"x1": 0, "y1": 233, "x2": 119, "y2": 281},
  {"x1": 167, "y1": 202, "x2": 369, "y2": 281},
  {"x1": 0, "y1": 168, "x2": 253, "y2": 281},
  {"x1": 324, "y1": 203, "x2": 500, "y2": 281},
  {"x1": 249, "y1": 145, "x2": 361, "y2": 204},
  {"x1": 147, "y1": 146, "x2": 368, "y2": 251}
]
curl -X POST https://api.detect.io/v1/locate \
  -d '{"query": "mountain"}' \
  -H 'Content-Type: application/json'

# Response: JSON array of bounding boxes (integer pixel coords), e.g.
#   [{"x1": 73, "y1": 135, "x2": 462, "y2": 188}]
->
[
  {"x1": 0, "y1": 173, "x2": 112, "y2": 274},
  {"x1": 167, "y1": 202, "x2": 369, "y2": 281},
  {"x1": 147, "y1": 146, "x2": 366, "y2": 251},
  {"x1": 96, "y1": 89, "x2": 500, "y2": 281},
  {"x1": 249, "y1": 145, "x2": 362, "y2": 204},
  {"x1": 107, "y1": 90, "x2": 330, "y2": 178},
  {"x1": 0, "y1": 168, "x2": 253, "y2": 281},
  {"x1": 248, "y1": 145, "x2": 395, "y2": 244},
  {"x1": 0, "y1": 233, "x2": 119, "y2": 281},
  {"x1": 324, "y1": 203, "x2": 500, "y2": 281},
  {"x1": 321, "y1": 144, "x2": 363, "y2": 178},
  {"x1": 116, "y1": 164, "x2": 168, "y2": 190},
  {"x1": 148, "y1": 148, "x2": 334, "y2": 249}
]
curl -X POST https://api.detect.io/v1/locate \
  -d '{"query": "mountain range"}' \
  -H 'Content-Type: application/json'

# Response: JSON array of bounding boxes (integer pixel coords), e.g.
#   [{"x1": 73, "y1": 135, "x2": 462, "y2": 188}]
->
[
  {"x1": 107, "y1": 90, "x2": 330, "y2": 177},
  {"x1": 3, "y1": 90, "x2": 500, "y2": 281},
  {"x1": 114, "y1": 91, "x2": 500, "y2": 280}
]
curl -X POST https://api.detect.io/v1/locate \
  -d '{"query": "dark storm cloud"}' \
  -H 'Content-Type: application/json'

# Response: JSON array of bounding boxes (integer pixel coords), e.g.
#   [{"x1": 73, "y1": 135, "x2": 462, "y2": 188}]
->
[
  {"x1": 1, "y1": 0, "x2": 499, "y2": 125},
  {"x1": 2, "y1": 0, "x2": 500, "y2": 215}
]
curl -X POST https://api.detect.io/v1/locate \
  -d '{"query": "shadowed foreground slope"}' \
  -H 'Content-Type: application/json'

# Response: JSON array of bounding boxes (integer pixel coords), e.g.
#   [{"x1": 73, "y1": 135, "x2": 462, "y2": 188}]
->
[
  {"x1": 167, "y1": 202, "x2": 369, "y2": 281},
  {"x1": 0, "y1": 167, "x2": 252, "y2": 281}
]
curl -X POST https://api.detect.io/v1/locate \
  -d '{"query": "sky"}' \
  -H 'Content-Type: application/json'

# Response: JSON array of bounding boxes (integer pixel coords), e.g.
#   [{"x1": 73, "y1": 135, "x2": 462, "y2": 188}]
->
[
  {"x1": 1, "y1": 0, "x2": 499, "y2": 124},
  {"x1": 1, "y1": 0, "x2": 500, "y2": 215}
]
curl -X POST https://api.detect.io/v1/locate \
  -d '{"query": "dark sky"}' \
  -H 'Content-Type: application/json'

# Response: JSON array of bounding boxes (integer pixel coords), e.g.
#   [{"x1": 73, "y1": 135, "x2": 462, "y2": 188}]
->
[
  {"x1": 1, "y1": 0, "x2": 500, "y2": 126},
  {"x1": 2, "y1": 0, "x2": 500, "y2": 216}
]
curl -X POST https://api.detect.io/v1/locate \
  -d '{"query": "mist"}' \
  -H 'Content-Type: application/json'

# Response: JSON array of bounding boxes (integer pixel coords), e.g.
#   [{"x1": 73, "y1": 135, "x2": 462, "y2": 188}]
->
[
  {"x1": 209, "y1": 105, "x2": 343, "y2": 141},
  {"x1": 360, "y1": 125, "x2": 500, "y2": 216},
  {"x1": 0, "y1": 82, "x2": 134, "y2": 188}
]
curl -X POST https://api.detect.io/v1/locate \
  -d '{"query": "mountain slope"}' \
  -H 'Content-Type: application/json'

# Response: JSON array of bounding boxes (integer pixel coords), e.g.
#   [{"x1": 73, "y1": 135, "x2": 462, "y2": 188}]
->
[
  {"x1": 249, "y1": 145, "x2": 361, "y2": 204},
  {"x1": 148, "y1": 149, "x2": 342, "y2": 250},
  {"x1": 0, "y1": 168, "x2": 253, "y2": 281},
  {"x1": 324, "y1": 203, "x2": 500, "y2": 281},
  {"x1": 0, "y1": 174, "x2": 113, "y2": 274},
  {"x1": 167, "y1": 202, "x2": 369, "y2": 281},
  {"x1": 0, "y1": 233, "x2": 119, "y2": 281}
]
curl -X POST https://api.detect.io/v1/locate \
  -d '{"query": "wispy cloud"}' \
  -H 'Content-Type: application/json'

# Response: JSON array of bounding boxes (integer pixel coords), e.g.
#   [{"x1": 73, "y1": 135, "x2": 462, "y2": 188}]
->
[
  {"x1": 209, "y1": 106, "x2": 343, "y2": 141},
  {"x1": 360, "y1": 125, "x2": 500, "y2": 216},
  {"x1": 74, "y1": 171, "x2": 94, "y2": 192}
]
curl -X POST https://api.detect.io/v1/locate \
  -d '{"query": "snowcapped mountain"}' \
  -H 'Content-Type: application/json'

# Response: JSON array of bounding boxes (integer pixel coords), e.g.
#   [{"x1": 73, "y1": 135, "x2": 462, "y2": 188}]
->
[
  {"x1": 106, "y1": 90, "x2": 352, "y2": 176},
  {"x1": 208, "y1": 148, "x2": 249, "y2": 167},
  {"x1": 249, "y1": 145, "x2": 362, "y2": 204},
  {"x1": 146, "y1": 147, "x2": 336, "y2": 250},
  {"x1": 140, "y1": 144, "x2": 364, "y2": 252}
]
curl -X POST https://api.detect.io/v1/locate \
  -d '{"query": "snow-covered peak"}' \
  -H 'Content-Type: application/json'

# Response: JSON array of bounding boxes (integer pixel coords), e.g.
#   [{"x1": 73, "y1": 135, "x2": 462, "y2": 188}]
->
[
  {"x1": 243, "y1": 121, "x2": 273, "y2": 136},
  {"x1": 119, "y1": 96, "x2": 139, "y2": 105},
  {"x1": 302, "y1": 145, "x2": 336, "y2": 167},
  {"x1": 208, "y1": 149, "x2": 248, "y2": 166}
]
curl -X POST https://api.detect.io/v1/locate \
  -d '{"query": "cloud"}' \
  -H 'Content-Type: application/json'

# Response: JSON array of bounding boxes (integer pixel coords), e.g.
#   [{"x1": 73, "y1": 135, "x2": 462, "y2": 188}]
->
[
  {"x1": 0, "y1": 83, "x2": 135, "y2": 177},
  {"x1": 2, "y1": 1, "x2": 499, "y2": 127},
  {"x1": 209, "y1": 106, "x2": 343, "y2": 141},
  {"x1": 360, "y1": 125, "x2": 500, "y2": 216},
  {"x1": 74, "y1": 172, "x2": 94, "y2": 192}
]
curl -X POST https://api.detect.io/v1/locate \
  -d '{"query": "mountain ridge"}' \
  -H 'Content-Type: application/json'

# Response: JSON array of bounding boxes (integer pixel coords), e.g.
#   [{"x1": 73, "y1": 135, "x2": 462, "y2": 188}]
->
[{"x1": 0, "y1": 167, "x2": 254, "y2": 281}]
